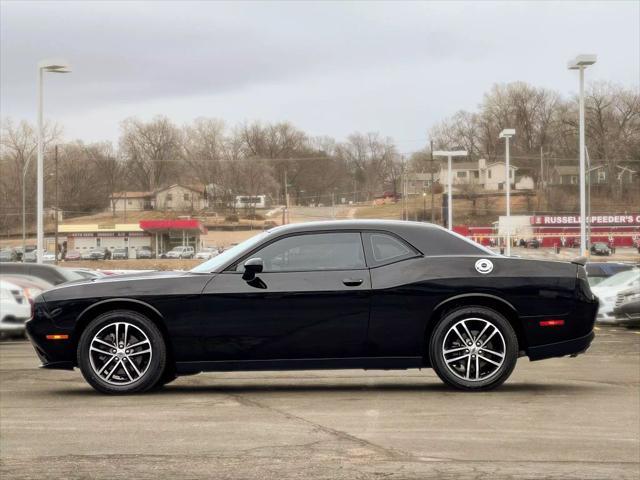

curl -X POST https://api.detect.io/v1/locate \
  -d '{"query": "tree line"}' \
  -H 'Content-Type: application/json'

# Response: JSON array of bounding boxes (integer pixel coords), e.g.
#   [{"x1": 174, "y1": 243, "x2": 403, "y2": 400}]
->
[{"x1": 1, "y1": 80, "x2": 638, "y2": 232}]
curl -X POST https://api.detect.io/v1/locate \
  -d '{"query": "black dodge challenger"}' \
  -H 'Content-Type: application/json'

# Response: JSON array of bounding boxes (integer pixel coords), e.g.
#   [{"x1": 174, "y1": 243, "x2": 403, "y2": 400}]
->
[{"x1": 26, "y1": 220, "x2": 598, "y2": 394}]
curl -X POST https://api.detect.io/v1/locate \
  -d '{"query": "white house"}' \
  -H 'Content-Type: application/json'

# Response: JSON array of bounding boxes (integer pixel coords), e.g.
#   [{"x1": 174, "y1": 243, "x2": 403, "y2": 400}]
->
[
  {"x1": 155, "y1": 184, "x2": 207, "y2": 211},
  {"x1": 406, "y1": 158, "x2": 526, "y2": 194},
  {"x1": 438, "y1": 162, "x2": 481, "y2": 187},
  {"x1": 108, "y1": 184, "x2": 207, "y2": 213},
  {"x1": 479, "y1": 159, "x2": 519, "y2": 191},
  {"x1": 108, "y1": 191, "x2": 154, "y2": 212}
]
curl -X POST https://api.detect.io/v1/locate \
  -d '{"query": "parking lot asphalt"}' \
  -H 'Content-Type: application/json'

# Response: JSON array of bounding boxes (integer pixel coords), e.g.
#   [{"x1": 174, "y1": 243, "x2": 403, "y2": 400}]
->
[{"x1": 1, "y1": 326, "x2": 639, "y2": 480}]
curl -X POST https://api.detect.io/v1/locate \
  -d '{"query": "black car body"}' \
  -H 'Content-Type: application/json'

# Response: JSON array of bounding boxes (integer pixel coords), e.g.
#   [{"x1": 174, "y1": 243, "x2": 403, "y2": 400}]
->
[{"x1": 26, "y1": 220, "x2": 598, "y2": 394}]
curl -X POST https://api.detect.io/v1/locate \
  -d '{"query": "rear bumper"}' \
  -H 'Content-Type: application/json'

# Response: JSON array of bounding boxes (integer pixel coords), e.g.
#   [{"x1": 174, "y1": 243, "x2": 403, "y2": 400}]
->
[{"x1": 528, "y1": 331, "x2": 595, "y2": 361}]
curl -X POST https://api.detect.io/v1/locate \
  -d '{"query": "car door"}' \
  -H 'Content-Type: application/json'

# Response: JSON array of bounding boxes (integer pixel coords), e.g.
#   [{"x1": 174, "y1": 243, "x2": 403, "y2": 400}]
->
[{"x1": 199, "y1": 231, "x2": 371, "y2": 361}]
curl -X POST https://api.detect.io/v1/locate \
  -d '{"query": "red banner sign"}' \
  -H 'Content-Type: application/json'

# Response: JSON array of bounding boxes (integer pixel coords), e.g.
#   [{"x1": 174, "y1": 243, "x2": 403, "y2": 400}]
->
[{"x1": 531, "y1": 214, "x2": 640, "y2": 226}]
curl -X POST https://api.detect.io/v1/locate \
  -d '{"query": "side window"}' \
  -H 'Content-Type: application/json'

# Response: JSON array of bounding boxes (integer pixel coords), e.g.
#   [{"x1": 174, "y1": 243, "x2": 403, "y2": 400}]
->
[
  {"x1": 364, "y1": 232, "x2": 418, "y2": 267},
  {"x1": 239, "y1": 232, "x2": 365, "y2": 272}
]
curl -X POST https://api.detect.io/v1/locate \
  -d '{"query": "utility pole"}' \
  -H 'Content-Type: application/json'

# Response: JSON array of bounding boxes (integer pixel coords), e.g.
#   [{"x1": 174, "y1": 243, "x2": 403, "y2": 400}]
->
[
  {"x1": 284, "y1": 169, "x2": 289, "y2": 224},
  {"x1": 430, "y1": 140, "x2": 435, "y2": 223},
  {"x1": 54, "y1": 145, "x2": 59, "y2": 264},
  {"x1": 124, "y1": 190, "x2": 127, "y2": 223},
  {"x1": 540, "y1": 146, "x2": 544, "y2": 188},
  {"x1": 331, "y1": 190, "x2": 335, "y2": 219}
]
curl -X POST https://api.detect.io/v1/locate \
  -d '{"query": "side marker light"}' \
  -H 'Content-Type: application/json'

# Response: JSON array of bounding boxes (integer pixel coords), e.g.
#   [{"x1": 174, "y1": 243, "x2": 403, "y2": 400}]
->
[{"x1": 46, "y1": 334, "x2": 69, "y2": 340}]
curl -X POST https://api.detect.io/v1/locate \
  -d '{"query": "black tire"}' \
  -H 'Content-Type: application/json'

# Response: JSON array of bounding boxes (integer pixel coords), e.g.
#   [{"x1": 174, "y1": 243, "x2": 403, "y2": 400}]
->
[
  {"x1": 429, "y1": 306, "x2": 518, "y2": 391},
  {"x1": 77, "y1": 310, "x2": 167, "y2": 395}
]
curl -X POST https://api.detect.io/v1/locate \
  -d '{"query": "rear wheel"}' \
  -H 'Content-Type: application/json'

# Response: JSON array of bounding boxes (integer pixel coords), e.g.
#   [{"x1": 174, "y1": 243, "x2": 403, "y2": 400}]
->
[
  {"x1": 78, "y1": 310, "x2": 166, "y2": 394},
  {"x1": 429, "y1": 306, "x2": 518, "y2": 391}
]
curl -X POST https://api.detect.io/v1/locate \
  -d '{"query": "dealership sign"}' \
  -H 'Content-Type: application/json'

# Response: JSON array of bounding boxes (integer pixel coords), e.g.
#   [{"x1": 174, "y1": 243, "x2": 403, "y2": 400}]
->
[{"x1": 531, "y1": 214, "x2": 640, "y2": 226}]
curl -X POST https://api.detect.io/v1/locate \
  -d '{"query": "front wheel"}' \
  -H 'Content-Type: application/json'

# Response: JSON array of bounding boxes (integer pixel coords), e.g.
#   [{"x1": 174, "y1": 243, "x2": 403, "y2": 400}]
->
[
  {"x1": 77, "y1": 310, "x2": 167, "y2": 394},
  {"x1": 429, "y1": 306, "x2": 518, "y2": 391}
]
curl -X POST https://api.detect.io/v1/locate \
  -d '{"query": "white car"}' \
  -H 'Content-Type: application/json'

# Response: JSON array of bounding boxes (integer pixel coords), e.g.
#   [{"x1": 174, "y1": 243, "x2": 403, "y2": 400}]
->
[
  {"x1": 195, "y1": 247, "x2": 219, "y2": 260},
  {"x1": 0, "y1": 279, "x2": 31, "y2": 337},
  {"x1": 42, "y1": 251, "x2": 57, "y2": 263},
  {"x1": 166, "y1": 246, "x2": 195, "y2": 259},
  {"x1": 592, "y1": 268, "x2": 640, "y2": 323}
]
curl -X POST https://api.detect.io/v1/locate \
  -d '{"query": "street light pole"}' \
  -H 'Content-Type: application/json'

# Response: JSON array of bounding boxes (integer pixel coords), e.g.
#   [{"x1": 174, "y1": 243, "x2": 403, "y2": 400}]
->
[
  {"x1": 433, "y1": 150, "x2": 467, "y2": 230},
  {"x1": 422, "y1": 192, "x2": 426, "y2": 221},
  {"x1": 36, "y1": 59, "x2": 71, "y2": 264},
  {"x1": 36, "y1": 67, "x2": 44, "y2": 263},
  {"x1": 22, "y1": 156, "x2": 32, "y2": 259},
  {"x1": 568, "y1": 54, "x2": 596, "y2": 256},
  {"x1": 54, "y1": 145, "x2": 59, "y2": 264},
  {"x1": 499, "y1": 129, "x2": 515, "y2": 256}
]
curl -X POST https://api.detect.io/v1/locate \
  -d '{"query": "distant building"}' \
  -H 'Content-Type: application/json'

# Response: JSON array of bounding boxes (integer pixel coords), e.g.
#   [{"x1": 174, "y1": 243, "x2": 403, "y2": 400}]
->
[
  {"x1": 108, "y1": 184, "x2": 207, "y2": 213},
  {"x1": 155, "y1": 184, "x2": 207, "y2": 211},
  {"x1": 550, "y1": 163, "x2": 638, "y2": 186},
  {"x1": 478, "y1": 159, "x2": 518, "y2": 191},
  {"x1": 109, "y1": 191, "x2": 154, "y2": 212},
  {"x1": 405, "y1": 158, "x2": 523, "y2": 195}
]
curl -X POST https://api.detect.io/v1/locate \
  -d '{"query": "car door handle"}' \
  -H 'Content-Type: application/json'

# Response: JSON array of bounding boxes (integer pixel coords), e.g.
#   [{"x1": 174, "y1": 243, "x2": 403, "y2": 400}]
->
[{"x1": 343, "y1": 278, "x2": 364, "y2": 287}]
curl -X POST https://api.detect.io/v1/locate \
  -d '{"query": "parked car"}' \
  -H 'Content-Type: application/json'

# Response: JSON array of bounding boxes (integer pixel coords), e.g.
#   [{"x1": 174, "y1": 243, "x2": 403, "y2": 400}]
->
[
  {"x1": 23, "y1": 250, "x2": 37, "y2": 263},
  {"x1": 166, "y1": 246, "x2": 195, "y2": 259},
  {"x1": 81, "y1": 250, "x2": 94, "y2": 260},
  {"x1": 136, "y1": 246, "x2": 153, "y2": 259},
  {"x1": 585, "y1": 262, "x2": 636, "y2": 287},
  {"x1": 195, "y1": 247, "x2": 219, "y2": 260},
  {"x1": 0, "y1": 279, "x2": 31, "y2": 338},
  {"x1": 89, "y1": 248, "x2": 111, "y2": 261},
  {"x1": 0, "y1": 275, "x2": 50, "y2": 306},
  {"x1": 526, "y1": 239, "x2": 540, "y2": 249},
  {"x1": 613, "y1": 295, "x2": 640, "y2": 328},
  {"x1": 64, "y1": 250, "x2": 82, "y2": 261},
  {"x1": 42, "y1": 251, "x2": 57, "y2": 263},
  {"x1": 26, "y1": 220, "x2": 598, "y2": 394},
  {"x1": 591, "y1": 268, "x2": 640, "y2": 323},
  {"x1": 112, "y1": 248, "x2": 129, "y2": 260},
  {"x1": 0, "y1": 249, "x2": 18, "y2": 262},
  {"x1": 590, "y1": 242, "x2": 612, "y2": 256},
  {"x1": 69, "y1": 268, "x2": 108, "y2": 280},
  {"x1": 0, "y1": 262, "x2": 85, "y2": 286}
]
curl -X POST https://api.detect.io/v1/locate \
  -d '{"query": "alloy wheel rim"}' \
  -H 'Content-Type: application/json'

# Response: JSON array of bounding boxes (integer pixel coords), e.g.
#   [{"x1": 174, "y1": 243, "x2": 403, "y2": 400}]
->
[
  {"x1": 441, "y1": 317, "x2": 506, "y2": 382},
  {"x1": 89, "y1": 321, "x2": 152, "y2": 386}
]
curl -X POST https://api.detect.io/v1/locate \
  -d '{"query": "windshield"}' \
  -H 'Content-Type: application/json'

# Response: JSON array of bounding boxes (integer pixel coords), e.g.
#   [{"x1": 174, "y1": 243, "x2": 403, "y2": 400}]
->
[
  {"x1": 191, "y1": 231, "x2": 270, "y2": 273},
  {"x1": 595, "y1": 269, "x2": 639, "y2": 288}
]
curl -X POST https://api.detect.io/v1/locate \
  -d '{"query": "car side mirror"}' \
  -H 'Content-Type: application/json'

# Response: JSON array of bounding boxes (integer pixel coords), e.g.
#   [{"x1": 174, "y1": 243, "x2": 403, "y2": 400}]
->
[{"x1": 242, "y1": 257, "x2": 264, "y2": 281}]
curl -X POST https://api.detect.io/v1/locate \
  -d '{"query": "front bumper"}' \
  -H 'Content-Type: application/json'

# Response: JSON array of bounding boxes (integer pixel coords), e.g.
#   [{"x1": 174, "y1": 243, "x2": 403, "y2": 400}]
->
[
  {"x1": 528, "y1": 331, "x2": 595, "y2": 361},
  {"x1": 25, "y1": 302, "x2": 76, "y2": 370}
]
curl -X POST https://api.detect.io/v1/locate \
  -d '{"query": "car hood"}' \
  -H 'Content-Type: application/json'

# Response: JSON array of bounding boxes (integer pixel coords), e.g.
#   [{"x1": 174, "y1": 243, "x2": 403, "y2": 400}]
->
[{"x1": 41, "y1": 269, "x2": 214, "y2": 303}]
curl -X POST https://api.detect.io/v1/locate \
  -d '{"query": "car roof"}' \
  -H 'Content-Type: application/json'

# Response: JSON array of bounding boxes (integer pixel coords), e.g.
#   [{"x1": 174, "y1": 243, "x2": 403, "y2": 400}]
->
[{"x1": 266, "y1": 220, "x2": 493, "y2": 257}]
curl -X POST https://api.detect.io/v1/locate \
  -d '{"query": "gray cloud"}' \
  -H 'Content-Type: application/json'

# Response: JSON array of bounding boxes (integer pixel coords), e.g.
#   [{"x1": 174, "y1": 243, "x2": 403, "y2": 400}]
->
[{"x1": 1, "y1": 1, "x2": 638, "y2": 149}]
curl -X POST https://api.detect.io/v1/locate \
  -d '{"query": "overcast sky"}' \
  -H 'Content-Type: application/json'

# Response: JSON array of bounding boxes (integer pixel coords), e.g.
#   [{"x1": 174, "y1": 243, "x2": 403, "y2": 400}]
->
[{"x1": 1, "y1": 0, "x2": 638, "y2": 153}]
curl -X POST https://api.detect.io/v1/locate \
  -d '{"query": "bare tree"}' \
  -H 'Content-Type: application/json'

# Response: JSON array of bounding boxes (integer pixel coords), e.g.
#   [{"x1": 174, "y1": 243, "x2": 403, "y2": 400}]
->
[{"x1": 119, "y1": 116, "x2": 182, "y2": 191}]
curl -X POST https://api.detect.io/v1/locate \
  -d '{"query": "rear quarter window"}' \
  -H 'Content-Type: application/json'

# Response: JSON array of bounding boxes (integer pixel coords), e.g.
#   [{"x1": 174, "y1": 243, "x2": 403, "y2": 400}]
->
[
  {"x1": 363, "y1": 232, "x2": 419, "y2": 267},
  {"x1": 417, "y1": 227, "x2": 492, "y2": 256}
]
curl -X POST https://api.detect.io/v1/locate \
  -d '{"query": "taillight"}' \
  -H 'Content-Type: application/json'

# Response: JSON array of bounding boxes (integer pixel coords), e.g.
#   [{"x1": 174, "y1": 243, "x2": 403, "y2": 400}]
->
[{"x1": 539, "y1": 319, "x2": 565, "y2": 327}]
